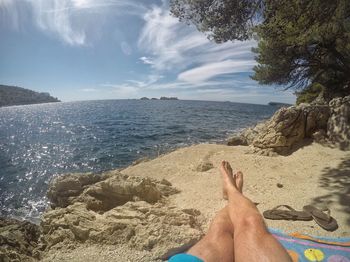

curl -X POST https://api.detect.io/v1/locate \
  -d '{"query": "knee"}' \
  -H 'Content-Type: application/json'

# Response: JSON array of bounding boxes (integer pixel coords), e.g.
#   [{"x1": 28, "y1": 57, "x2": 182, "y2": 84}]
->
[{"x1": 239, "y1": 213, "x2": 266, "y2": 233}]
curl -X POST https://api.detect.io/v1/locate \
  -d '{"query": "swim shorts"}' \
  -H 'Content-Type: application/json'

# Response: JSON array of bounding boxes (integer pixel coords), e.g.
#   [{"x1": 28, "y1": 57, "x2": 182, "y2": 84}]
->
[{"x1": 169, "y1": 253, "x2": 204, "y2": 262}]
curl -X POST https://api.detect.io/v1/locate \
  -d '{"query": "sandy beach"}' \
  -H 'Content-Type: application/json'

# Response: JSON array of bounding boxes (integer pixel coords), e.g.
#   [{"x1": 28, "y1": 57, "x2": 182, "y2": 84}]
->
[{"x1": 122, "y1": 142, "x2": 350, "y2": 238}]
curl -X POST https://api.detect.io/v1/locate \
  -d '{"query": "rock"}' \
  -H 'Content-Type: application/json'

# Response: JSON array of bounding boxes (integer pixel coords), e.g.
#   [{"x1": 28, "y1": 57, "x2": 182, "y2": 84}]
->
[
  {"x1": 41, "y1": 172, "x2": 201, "y2": 260},
  {"x1": 276, "y1": 183, "x2": 284, "y2": 188},
  {"x1": 196, "y1": 161, "x2": 214, "y2": 172},
  {"x1": 327, "y1": 96, "x2": 350, "y2": 150},
  {"x1": 76, "y1": 174, "x2": 163, "y2": 212},
  {"x1": 302, "y1": 104, "x2": 330, "y2": 137},
  {"x1": 240, "y1": 103, "x2": 331, "y2": 154},
  {"x1": 131, "y1": 157, "x2": 149, "y2": 166},
  {"x1": 47, "y1": 172, "x2": 107, "y2": 209},
  {"x1": 227, "y1": 135, "x2": 247, "y2": 146},
  {"x1": 252, "y1": 106, "x2": 306, "y2": 152},
  {"x1": 312, "y1": 129, "x2": 327, "y2": 143},
  {"x1": 0, "y1": 217, "x2": 41, "y2": 261}
]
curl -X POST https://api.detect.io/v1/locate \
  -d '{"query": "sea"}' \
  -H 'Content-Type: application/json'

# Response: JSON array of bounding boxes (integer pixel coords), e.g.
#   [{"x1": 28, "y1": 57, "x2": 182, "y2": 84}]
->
[{"x1": 0, "y1": 100, "x2": 277, "y2": 223}]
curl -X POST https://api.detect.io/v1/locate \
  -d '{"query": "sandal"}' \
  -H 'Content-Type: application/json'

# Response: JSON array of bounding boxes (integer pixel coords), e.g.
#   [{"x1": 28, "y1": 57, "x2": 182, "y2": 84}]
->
[
  {"x1": 263, "y1": 205, "x2": 313, "y2": 221},
  {"x1": 303, "y1": 205, "x2": 338, "y2": 231}
]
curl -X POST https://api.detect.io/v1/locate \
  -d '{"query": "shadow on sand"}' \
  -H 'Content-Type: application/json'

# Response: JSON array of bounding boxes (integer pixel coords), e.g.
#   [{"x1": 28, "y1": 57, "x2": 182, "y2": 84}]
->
[{"x1": 311, "y1": 157, "x2": 350, "y2": 227}]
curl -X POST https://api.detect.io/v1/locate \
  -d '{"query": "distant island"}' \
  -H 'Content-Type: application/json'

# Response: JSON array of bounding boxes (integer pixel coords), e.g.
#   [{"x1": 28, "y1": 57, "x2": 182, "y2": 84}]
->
[
  {"x1": 0, "y1": 85, "x2": 60, "y2": 107},
  {"x1": 140, "y1": 96, "x2": 179, "y2": 100},
  {"x1": 268, "y1": 102, "x2": 292, "y2": 107}
]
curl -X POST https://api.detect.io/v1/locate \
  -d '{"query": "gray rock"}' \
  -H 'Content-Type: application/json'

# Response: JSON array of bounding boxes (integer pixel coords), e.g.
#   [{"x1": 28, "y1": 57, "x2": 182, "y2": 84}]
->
[{"x1": 327, "y1": 96, "x2": 350, "y2": 149}]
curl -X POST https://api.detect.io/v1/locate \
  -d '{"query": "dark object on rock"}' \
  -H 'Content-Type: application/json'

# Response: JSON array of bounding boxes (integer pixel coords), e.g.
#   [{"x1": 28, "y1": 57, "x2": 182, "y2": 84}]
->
[
  {"x1": 0, "y1": 217, "x2": 41, "y2": 261},
  {"x1": 276, "y1": 183, "x2": 283, "y2": 188}
]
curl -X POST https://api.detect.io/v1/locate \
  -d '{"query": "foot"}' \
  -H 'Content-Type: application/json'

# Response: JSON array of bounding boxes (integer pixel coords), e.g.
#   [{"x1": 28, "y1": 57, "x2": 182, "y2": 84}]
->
[
  {"x1": 235, "y1": 171, "x2": 243, "y2": 193},
  {"x1": 220, "y1": 161, "x2": 243, "y2": 200}
]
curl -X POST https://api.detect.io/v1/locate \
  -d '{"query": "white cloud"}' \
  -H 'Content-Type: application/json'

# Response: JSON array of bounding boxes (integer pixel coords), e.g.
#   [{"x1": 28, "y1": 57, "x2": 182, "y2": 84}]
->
[
  {"x1": 2, "y1": 0, "x2": 146, "y2": 45},
  {"x1": 138, "y1": 3, "x2": 257, "y2": 80},
  {"x1": 139, "y1": 56, "x2": 154, "y2": 65},
  {"x1": 178, "y1": 59, "x2": 256, "y2": 83},
  {"x1": 80, "y1": 88, "x2": 97, "y2": 92}
]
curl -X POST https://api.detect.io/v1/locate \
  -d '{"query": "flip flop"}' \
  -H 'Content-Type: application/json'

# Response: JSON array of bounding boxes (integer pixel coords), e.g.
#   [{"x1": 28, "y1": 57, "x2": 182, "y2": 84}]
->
[
  {"x1": 303, "y1": 205, "x2": 338, "y2": 231},
  {"x1": 263, "y1": 205, "x2": 313, "y2": 221}
]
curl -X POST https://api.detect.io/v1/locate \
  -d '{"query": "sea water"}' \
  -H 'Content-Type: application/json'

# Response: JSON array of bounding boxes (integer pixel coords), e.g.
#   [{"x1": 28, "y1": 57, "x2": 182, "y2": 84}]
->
[{"x1": 0, "y1": 99, "x2": 277, "y2": 222}]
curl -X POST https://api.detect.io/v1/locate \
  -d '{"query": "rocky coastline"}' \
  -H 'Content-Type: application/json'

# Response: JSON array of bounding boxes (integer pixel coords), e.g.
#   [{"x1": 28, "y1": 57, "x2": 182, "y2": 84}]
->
[
  {"x1": 227, "y1": 96, "x2": 350, "y2": 155},
  {"x1": 1, "y1": 96, "x2": 349, "y2": 261}
]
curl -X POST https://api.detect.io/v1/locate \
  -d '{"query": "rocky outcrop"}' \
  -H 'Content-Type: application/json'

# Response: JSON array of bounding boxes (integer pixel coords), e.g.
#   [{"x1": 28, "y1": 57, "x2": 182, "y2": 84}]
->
[
  {"x1": 0, "y1": 217, "x2": 41, "y2": 261},
  {"x1": 41, "y1": 172, "x2": 201, "y2": 260},
  {"x1": 227, "y1": 96, "x2": 350, "y2": 154},
  {"x1": 327, "y1": 96, "x2": 350, "y2": 150},
  {"x1": 47, "y1": 172, "x2": 107, "y2": 209}
]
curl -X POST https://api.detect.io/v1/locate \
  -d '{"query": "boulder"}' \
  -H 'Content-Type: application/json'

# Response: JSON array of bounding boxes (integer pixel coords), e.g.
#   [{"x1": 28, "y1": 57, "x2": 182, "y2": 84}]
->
[
  {"x1": 47, "y1": 172, "x2": 107, "y2": 209},
  {"x1": 252, "y1": 106, "x2": 306, "y2": 152},
  {"x1": 302, "y1": 104, "x2": 330, "y2": 137},
  {"x1": 232, "y1": 103, "x2": 331, "y2": 154},
  {"x1": 327, "y1": 96, "x2": 350, "y2": 149},
  {"x1": 0, "y1": 217, "x2": 41, "y2": 261},
  {"x1": 41, "y1": 172, "x2": 201, "y2": 260},
  {"x1": 41, "y1": 201, "x2": 202, "y2": 260},
  {"x1": 227, "y1": 136, "x2": 247, "y2": 146}
]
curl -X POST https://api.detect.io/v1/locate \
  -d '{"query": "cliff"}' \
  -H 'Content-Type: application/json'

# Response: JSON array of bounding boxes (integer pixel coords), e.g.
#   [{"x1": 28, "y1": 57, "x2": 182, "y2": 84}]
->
[{"x1": 0, "y1": 85, "x2": 60, "y2": 107}]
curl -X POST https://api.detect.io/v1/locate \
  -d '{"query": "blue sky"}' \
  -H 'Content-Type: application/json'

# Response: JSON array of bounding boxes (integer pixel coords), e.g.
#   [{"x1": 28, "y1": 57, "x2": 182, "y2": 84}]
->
[{"x1": 0, "y1": 0, "x2": 295, "y2": 104}]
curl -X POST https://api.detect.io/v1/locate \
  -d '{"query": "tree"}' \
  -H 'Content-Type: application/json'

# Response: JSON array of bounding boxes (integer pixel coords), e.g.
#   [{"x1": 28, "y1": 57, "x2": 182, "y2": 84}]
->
[
  {"x1": 170, "y1": 0, "x2": 350, "y2": 101},
  {"x1": 170, "y1": 0, "x2": 263, "y2": 42}
]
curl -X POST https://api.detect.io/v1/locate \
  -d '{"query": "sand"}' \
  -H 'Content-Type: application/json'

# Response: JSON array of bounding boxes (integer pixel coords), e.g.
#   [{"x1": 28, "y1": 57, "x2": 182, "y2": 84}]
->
[
  {"x1": 121, "y1": 142, "x2": 350, "y2": 238},
  {"x1": 41, "y1": 142, "x2": 349, "y2": 261}
]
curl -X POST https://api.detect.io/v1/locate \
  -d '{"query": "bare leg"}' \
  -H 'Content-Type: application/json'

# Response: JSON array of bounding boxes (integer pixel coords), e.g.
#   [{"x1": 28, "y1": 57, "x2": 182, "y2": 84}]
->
[
  {"x1": 187, "y1": 206, "x2": 234, "y2": 262},
  {"x1": 220, "y1": 161, "x2": 292, "y2": 262}
]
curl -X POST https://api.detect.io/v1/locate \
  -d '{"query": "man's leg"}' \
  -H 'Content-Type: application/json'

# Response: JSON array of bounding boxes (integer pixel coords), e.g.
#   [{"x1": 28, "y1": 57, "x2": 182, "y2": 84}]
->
[
  {"x1": 220, "y1": 161, "x2": 292, "y2": 262},
  {"x1": 186, "y1": 206, "x2": 234, "y2": 262}
]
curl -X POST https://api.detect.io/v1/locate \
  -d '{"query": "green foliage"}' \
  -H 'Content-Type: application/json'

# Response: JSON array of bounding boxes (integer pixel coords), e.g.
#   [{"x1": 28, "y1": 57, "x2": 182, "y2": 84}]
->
[
  {"x1": 296, "y1": 83, "x2": 325, "y2": 105},
  {"x1": 252, "y1": 0, "x2": 350, "y2": 96},
  {"x1": 170, "y1": 0, "x2": 263, "y2": 42},
  {"x1": 170, "y1": 0, "x2": 350, "y2": 98}
]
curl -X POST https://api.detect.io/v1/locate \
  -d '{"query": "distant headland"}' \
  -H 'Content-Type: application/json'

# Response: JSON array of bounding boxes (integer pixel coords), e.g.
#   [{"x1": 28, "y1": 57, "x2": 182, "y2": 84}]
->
[
  {"x1": 268, "y1": 102, "x2": 292, "y2": 107},
  {"x1": 0, "y1": 85, "x2": 60, "y2": 107},
  {"x1": 140, "y1": 96, "x2": 179, "y2": 100}
]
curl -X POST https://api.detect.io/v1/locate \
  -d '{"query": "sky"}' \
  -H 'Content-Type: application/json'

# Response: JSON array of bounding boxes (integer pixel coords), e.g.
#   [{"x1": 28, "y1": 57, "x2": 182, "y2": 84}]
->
[{"x1": 0, "y1": 0, "x2": 295, "y2": 104}]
